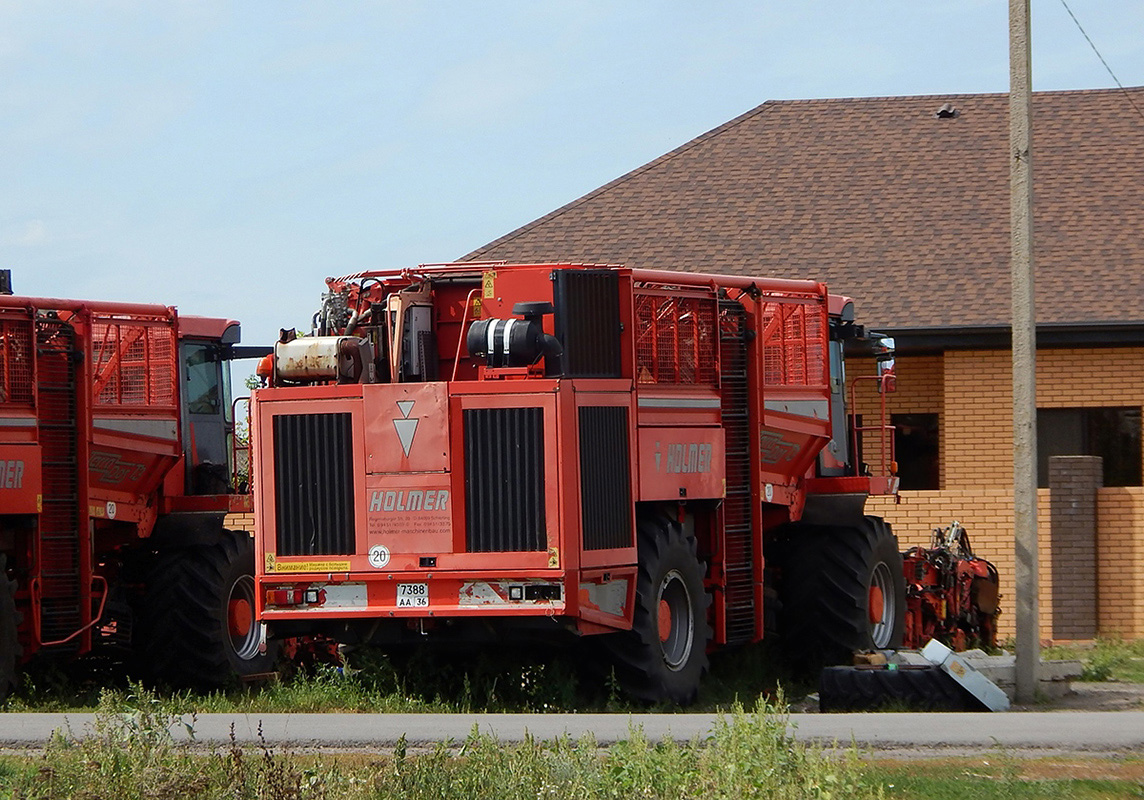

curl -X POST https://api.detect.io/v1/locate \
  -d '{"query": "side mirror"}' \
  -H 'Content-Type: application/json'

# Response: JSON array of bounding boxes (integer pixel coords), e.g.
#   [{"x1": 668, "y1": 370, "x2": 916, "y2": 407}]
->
[{"x1": 872, "y1": 335, "x2": 897, "y2": 393}]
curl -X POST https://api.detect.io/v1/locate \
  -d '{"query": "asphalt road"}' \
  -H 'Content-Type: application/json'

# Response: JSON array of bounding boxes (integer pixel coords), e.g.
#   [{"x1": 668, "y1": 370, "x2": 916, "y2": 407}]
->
[{"x1": 2, "y1": 711, "x2": 1143, "y2": 754}]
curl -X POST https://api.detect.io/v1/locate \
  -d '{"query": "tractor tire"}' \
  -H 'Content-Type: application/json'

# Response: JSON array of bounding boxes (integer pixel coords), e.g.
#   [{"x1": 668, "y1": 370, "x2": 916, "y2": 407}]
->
[
  {"x1": 778, "y1": 516, "x2": 906, "y2": 670},
  {"x1": 136, "y1": 530, "x2": 278, "y2": 689},
  {"x1": 819, "y1": 665, "x2": 985, "y2": 712},
  {"x1": 1, "y1": 553, "x2": 21, "y2": 701},
  {"x1": 603, "y1": 512, "x2": 712, "y2": 705}
]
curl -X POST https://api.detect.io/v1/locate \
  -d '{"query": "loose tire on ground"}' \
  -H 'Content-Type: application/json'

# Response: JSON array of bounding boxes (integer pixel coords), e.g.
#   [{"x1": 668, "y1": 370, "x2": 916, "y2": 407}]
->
[
  {"x1": 1, "y1": 553, "x2": 21, "y2": 700},
  {"x1": 136, "y1": 530, "x2": 278, "y2": 688},
  {"x1": 603, "y1": 512, "x2": 712, "y2": 705},
  {"x1": 778, "y1": 516, "x2": 906, "y2": 669},
  {"x1": 819, "y1": 665, "x2": 986, "y2": 712}
]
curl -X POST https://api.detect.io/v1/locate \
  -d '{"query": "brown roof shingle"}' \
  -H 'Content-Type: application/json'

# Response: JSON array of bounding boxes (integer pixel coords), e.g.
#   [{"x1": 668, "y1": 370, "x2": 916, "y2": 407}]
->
[{"x1": 462, "y1": 88, "x2": 1144, "y2": 331}]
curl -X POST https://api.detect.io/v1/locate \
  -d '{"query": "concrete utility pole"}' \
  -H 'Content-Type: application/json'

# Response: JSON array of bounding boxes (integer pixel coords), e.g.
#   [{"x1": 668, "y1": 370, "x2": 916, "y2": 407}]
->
[{"x1": 1010, "y1": 0, "x2": 1039, "y2": 704}]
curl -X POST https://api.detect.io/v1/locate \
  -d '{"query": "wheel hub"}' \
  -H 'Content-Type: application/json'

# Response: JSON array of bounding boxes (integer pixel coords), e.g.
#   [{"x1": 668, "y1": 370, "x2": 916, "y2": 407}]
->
[
  {"x1": 868, "y1": 562, "x2": 896, "y2": 648},
  {"x1": 228, "y1": 575, "x2": 263, "y2": 660},
  {"x1": 657, "y1": 570, "x2": 695, "y2": 671},
  {"x1": 229, "y1": 598, "x2": 253, "y2": 638}
]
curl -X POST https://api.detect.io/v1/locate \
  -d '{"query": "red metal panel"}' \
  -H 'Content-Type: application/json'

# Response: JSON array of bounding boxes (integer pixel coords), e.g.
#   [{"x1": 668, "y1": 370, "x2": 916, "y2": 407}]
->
[
  {"x1": 636, "y1": 427, "x2": 725, "y2": 502},
  {"x1": 364, "y1": 473, "x2": 453, "y2": 568},
  {"x1": 0, "y1": 443, "x2": 41, "y2": 513},
  {"x1": 362, "y1": 382, "x2": 450, "y2": 473}
]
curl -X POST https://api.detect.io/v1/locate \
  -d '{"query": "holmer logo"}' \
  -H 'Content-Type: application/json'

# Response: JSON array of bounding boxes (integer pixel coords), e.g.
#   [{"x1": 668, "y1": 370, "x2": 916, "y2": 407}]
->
[
  {"x1": 0, "y1": 459, "x2": 25, "y2": 489},
  {"x1": 653, "y1": 442, "x2": 713, "y2": 474},
  {"x1": 368, "y1": 489, "x2": 450, "y2": 513}
]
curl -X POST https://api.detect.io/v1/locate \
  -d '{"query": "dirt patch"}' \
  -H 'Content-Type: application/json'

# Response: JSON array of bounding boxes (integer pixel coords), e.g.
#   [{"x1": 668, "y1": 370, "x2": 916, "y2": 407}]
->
[{"x1": 1012, "y1": 681, "x2": 1144, "y2": 712}]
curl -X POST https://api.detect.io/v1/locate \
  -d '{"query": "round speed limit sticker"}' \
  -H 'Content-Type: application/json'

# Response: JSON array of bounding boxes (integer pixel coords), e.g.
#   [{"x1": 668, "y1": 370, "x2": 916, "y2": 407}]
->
[{"x1": 368, "y1": 544, "x2": 391, "y2": 569}]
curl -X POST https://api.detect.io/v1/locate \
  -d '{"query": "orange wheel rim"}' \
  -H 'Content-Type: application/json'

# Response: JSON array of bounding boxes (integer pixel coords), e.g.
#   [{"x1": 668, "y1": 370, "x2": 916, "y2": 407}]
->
[
  {"x1": 658, "y1": 599, "x2": 672, "y2": 642},
  {"x1": 868, "y1": 585, "x2": 885, "y2": 625},
  {"x1": 229, "y1": 597, "x2": 253, "y2": 638}
]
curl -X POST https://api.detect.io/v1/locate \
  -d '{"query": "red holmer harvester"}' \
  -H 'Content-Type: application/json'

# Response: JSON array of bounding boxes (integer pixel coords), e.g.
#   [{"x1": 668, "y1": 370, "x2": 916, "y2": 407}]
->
[
  {"x1": 248, "y1": 262, "x2": 996, "y2": 703},
  {"x1": 0, "y1": 271, "x2": 273, "y2": 698}
]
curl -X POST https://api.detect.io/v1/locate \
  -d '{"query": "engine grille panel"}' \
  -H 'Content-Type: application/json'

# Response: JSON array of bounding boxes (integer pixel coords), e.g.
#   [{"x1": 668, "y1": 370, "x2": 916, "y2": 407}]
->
[
  {"x1": 553, "y1": 269, "x2": 622, "y2": 378},
  {"x1": 464, "y1": 407, "x2": 546, "y2": 552},
  {"x1": 273, "y1": 413, "x2": 355, "y2": 556},
  {"x1": 579, "y1": 406, "x2": 633, "y2": 550}
]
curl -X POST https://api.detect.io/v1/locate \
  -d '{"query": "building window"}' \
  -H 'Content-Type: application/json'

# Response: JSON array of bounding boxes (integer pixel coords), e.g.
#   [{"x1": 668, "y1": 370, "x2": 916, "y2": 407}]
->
[
  {"x1": 892, "y1": 413, "x2": 940, "y2": 490},
  {"x1": 1036, "y1": 407, "x2": 1142, "y2": 487}
]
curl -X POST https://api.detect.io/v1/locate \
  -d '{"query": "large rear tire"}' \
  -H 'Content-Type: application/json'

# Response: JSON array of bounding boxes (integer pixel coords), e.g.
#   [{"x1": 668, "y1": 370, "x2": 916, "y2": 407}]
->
[
  {"x1": 604, "y1": 512, "x2": 711, "y2": 705},
  {"x1": 1, "y1": 554, "x2": 20, "y2": 701},
  {"x1": 778, "y1": 516, "x2": 905, "y2": 669},
  {"x1": 137, "y1": 530, "x2": 278, "y2": 688}
]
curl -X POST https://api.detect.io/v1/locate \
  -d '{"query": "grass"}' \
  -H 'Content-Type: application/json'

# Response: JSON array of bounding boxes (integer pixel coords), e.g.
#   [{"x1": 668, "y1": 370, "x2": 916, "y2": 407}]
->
[
  {"x1": 4, "y1": 687, "x2": 1142, "y2": 800},
  {"x1": 866, "y1": 755, "x2": 1144, "y2": 799},
  {"x1": 5, "y1": 636, "x2": 1140, "y2": 716},
  {"x1": 0, "y1": 688, "x2": 886, "y2": 800},
  {"x1": 1042, "y1": 637, "x2": 1144, "y2": 683},
  {"x1": 1, "y1": 639, "x2": 805, "y2": 715}
]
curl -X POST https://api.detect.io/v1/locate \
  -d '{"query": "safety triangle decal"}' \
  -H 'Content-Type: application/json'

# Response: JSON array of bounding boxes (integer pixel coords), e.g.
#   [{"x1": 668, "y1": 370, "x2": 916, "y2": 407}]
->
[{"x1": 393, "y1": 400, "x2": 418, "y2": 458}]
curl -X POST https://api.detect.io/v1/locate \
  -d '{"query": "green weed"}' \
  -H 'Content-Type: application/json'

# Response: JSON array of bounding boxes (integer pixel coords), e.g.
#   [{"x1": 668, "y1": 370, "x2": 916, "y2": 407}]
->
[{"x1": 1043, "y1": 637, "x2": 1144, "y2": 683}]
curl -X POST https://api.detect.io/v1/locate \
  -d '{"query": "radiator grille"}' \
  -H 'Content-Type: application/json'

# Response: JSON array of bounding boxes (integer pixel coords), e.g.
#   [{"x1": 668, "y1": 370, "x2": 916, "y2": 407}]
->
[
  {"x1": 273, "y1": 413, "x2": 355, "y2": 556},
  {"x1": 464, "y1": 407, "x2": 546, "y2": 552},
  {"x1": 578, "y1": 406, "x2": 633, "y2": 550},
  {"x1": 552, "y1": 270, "x2": 622, "y2": 378}
]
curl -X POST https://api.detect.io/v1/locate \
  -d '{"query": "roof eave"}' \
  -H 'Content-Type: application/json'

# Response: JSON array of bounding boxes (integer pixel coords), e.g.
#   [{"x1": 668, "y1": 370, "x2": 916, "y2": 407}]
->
[{"x1": 882, "y1": 322, "x2": 1144, "y2": 355}]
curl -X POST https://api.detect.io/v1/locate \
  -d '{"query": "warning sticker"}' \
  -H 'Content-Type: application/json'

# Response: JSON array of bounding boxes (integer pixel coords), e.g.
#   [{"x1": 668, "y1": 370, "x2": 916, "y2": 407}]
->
[
  {"x1": 272, "y1": 560, "x2": 352, "y2": 574},
  {"x1": 482, "y1": 270, "x2": 496, "y2": 299}
]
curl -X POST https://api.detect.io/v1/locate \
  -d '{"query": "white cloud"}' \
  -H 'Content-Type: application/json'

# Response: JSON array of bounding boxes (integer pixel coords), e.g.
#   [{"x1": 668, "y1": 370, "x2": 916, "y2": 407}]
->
[{"x1": 2, "y1": 220, "x2": 47, "y2": 247}]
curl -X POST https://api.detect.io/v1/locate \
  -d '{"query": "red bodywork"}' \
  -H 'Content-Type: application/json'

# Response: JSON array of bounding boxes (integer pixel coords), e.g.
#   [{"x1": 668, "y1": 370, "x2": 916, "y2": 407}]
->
[
  {"x1": 0, "y1": 294, "x2": 245, "y2": 661},
  {"x1": 253, "y1": 263, "x2": 898, "y2": 647}
]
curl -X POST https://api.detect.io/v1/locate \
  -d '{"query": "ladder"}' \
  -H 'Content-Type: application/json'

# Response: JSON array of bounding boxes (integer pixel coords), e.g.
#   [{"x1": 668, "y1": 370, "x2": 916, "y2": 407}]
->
[
  {"x1": 34, "y1": 318, "x2": 85, "y2": 651},
  {"x1": 718, "y1": 299, "x2": 755, "y2": 645}
]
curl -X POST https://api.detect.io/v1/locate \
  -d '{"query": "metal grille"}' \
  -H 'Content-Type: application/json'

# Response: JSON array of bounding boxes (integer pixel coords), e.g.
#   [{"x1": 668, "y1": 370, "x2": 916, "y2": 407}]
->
[
  {"x1": 91, "y1": 320, "x2": 176, "y2": 407},
  {"x1": 578, "y1": 406, "x2": 633, "y2": 550},
  {"x1": 552, "y1": 270, "x2": 622, "y2": 378},
  {"x1": 0, "y1": 318, "x2": 34, "y2": 405},
  {"x1": 273, "y1": 413, "x2": 355, "y2": 556},
  {"x1": 760, "y1": 301, "x2": 827, "y2": 386},
  {"x1": 634, "y1": 293, "x2": 718, "y2": 385},
  {"x1": 464, "y1": 407, "x2": 546, "y2": 552},
  {"x1": 719, "y1": 300, "x2": 756, "y2": 644}
]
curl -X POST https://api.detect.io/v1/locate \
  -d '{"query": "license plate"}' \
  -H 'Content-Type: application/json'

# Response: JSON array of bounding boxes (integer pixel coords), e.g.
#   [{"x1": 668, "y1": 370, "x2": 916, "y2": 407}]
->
[{"x1": 396, "y1": 583, "x2": 429, "y2": 607}]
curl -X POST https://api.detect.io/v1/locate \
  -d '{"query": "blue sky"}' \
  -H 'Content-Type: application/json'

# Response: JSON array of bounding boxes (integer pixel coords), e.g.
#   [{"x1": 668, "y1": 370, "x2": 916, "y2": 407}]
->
[{"x1": 2, "y1": 1, "x2": 1142, "y2": 353}]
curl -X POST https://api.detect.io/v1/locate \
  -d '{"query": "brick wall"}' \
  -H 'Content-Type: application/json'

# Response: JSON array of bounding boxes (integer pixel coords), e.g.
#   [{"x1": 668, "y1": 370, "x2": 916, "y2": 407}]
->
[
  {"x1": 1095, "y1": 487, "x2": 1144, "y2": 638},
  {"x1": 225, "y1": 512, "x2": 255, "y2": 533}
]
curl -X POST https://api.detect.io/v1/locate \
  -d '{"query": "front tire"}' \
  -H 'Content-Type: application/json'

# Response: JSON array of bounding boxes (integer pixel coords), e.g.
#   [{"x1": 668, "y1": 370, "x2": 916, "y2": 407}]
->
[
  {"x1": 778, "y1": 516, "x2": 905, "y2": 669},
  {"x1": 137, "y1": 530, "x2": 278, "y2": 688},
  {"x1": 604, "y1": 512, "x2": 711, "y2": 705}
]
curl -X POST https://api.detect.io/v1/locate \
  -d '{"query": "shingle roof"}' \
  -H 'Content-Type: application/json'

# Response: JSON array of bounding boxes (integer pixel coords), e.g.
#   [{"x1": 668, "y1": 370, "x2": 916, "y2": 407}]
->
[{"x1": 462, "y1": 88, "x2": 1144, "y2": 331}]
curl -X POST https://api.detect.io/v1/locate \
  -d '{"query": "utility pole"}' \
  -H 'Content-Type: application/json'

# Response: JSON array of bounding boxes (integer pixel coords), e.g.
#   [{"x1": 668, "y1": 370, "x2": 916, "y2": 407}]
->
[{"x1": 1010, "y1": 0, "x2": 1039, "y2": 704}]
